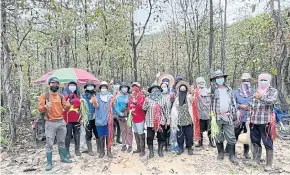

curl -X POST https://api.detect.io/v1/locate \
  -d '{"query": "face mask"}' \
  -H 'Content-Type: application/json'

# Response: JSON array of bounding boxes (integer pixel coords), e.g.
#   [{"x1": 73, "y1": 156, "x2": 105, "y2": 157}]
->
[
  {"x1": 259, "y1": 80, "x2": 269, "y2": 87},
  {"x1": 86, "y1": 86, "x2": 94, "y2": 91},
  {"x1": 216, "y1": 78, "x2": 225, "y2": 86},
  {"x1": 100, "y1": 89, "x2": 108, "y2": 94},
  {"x1": 50, "y1": 86, "x2": 59, "y2": 92},
  {"x1": 69, "y1": 86, "x2": 76, "y2": 92},
  {"x1": 162, "y1": 88, "x2": 168, "y2": 94},
  {"x1": 121, "y1": 88, "x2": 128, "y2": 93}
]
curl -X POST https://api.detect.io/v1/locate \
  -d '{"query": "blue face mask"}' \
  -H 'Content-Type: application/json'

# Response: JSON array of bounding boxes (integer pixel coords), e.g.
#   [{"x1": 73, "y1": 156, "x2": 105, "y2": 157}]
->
[
  {"x1": 216, "y1": 78, "x2": 225, "y2": 86},
  {"x1": 69, "y1": 85, "x2": 76, "y2": 92},
  {"x1": 100, "y1": 89, "x2": 108, "y2": 94},
  {"x1": 162, "y1": 88, "x2": 168, "y2": 94},
  {"x1": 121, "y1": 88, "x2": 128, "y2": 93}
]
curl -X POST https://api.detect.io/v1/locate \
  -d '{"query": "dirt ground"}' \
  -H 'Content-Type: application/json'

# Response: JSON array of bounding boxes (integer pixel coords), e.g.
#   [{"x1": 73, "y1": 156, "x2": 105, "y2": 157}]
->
[{"x1": 1, "y1": 131, "x2": 290, "y2": 175}]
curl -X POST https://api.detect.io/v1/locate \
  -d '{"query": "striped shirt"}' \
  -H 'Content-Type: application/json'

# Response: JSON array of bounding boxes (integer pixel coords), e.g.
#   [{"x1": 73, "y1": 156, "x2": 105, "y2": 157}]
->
[
  {"x1": 247, "y1": 87, "x2": 278, "y2": 124},
  {"x1": 142, "y1": 97, "x2": 170, "y2": 127}
]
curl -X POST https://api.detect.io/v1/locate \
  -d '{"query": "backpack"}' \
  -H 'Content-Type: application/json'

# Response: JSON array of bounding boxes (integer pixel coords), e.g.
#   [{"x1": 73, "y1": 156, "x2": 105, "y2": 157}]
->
[{"x1": 41, "y1": 92, "x2": 63, "y2": 119}]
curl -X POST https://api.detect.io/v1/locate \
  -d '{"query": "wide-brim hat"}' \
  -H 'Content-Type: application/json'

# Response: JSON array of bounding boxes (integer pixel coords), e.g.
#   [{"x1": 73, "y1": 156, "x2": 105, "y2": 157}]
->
[
  {"x1": 241, "y1": 73, "x2": 252, "y2": 80},
  {"x1": 159, "y1": 74, "x2": 175, "y2": 88},
  {"x1": 119, "y1": 82, "x2": 130, "y2": 91},
  {"x1": 131, "y1": 82, "x2": 141, "y2": 88},
  {"x1": 148, "y1": 83, "x2": 163, "y2": 93},
  {"x1": 99, "y1": 81, "x2": 109, "y2": 89},
  {"x1": 210, "y1": 69, "x2": 228, "y2": 81},
  {"x1": 175, "y1": 80, "x2": 190, "y2": 93},
  {"x1": 84, "y1": 80, "x2": 96, "y2": 89}
]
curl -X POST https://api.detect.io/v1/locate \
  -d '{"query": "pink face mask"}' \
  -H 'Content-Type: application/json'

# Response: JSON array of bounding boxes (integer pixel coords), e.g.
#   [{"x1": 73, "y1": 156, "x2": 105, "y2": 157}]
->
[{"x1": 258, "y1": 73, "x2": 271, "y2": 95}]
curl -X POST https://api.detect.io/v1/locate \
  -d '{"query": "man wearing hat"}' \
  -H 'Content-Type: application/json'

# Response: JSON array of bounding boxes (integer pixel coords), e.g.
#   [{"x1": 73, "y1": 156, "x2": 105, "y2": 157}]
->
[
  {"x1": 225, "y1": 73, "x2": 255, "y2": 159},
  {"x1": 38, "y1": 77, "x2": 72, "y2": 171},
  {"x1": 81, "y1": 80, "x2": 100, "y2": 156},
  {"x1": 128, "y1": 82, "x2": 146, "y2": 157},
  {"x1": 210, "y1": 70, "x2": 238, "y2": 165},
  {"x1": 113, "y1": 82, "x2": 133, "y2": 153},
  {"x1": 143, "y1": 83, "x2": 170, "y2": 158}
]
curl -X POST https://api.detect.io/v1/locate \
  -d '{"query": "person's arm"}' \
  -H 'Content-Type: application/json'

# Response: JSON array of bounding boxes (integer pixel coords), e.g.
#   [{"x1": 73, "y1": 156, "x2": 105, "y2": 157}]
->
[
  {"x1": 61, "y1": 96, "x2": 70, "y2": 110},
  {"x1": 38, "y1": 93, "x2": 46, "y2": 113},
  {"x1": 142, "y1": 97, "x2": 149, "y2": 111},
  {"x1": 91, "y1": 95, "x2": 98, "y2": 108},
  {"x1": 113, "y1": 98, "x2": 122, "y2": 116},
  {"x1": 162, "y1": 99, "x2": 170, "y2": 120},
  {"x1": 260, "y1": 88, "x2": 278, "y2": 105},
  {"x1": 73, "y1": 96, "x2": 81, "y2": 108}
]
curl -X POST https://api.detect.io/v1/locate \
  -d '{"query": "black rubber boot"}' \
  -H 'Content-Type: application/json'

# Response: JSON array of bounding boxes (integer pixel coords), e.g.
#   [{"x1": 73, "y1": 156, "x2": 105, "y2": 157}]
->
[
  {"x1": 96, "y1": 139, "x2": 101, "y2": 154},
  {"x1": 139, "y1": 134, "x2": 146, "y2": 157},
  {"x1": 65, "y1": 135, "x2": 71, "y2": 158},
  {"x1": 244, "y1": 144, "x2": 251, "y2": 159},
  {"x1": 116, "y1": 126, "x2": 122, "y2": 144},
  {"x1": 86, "y1": 141, "x2": 95, "y2": 156},
  {"x1": 133, "y1": 133, "x2": 141, "y2": 153},
  {"x1": 98, "y1": 137, "x2": 105, "y2": 158},
  {"x1": 148, "y1": 145, "x2": 154, "y2": 158},
  {"x1": 264, "y1": 149, "x2": 273, "y2": 172},
  {"x1": 188, "y1": 147, "x2": 193, "y2": 155},
  {"x1": 216, "y1": 142, "x2": 224, "y2": 160},
  {"x1": 165, "y1": 138, "x2": 170, "y2": 151},
  {"x1": 209, "y1": 137, "x2": 216, "y2": 148},
  {"x1": 228, "y1": 144, "x2": 238, "y2": 165},
  {"x1": 177, "y1": 147, "x2": 184, "y2": 155},
  {"x1": 106, "y1": 137, "x2": 113, "y2": 158},
  {"x1": 74, "y1": 134, "x2": 81, "y2": 156},
  {"x1": 158, "y1": 142, "x2": 164, "y2": 157}
]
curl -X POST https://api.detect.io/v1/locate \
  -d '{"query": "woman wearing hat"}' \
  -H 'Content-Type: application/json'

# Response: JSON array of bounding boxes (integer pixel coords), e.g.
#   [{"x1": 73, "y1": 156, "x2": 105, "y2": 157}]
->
[
  {"x1": 81, "y1": 80, "x2": 100, "y2": 156},
  {"x1": 113, "y1": 82, "x2": 133, "y2": 152},
  {"x1": 143, "y1": 83, "x2": 170, "y2": 158},
  {"x1": 247, "y1": 73, "x2": 277, "y2": 171},
  {"x1": 63, "y1": 80, "x2": 82, "y2": 158},
  {"x1": 210, "y1": 70, "x2": 238, "y2": 165},
  {"x1": 128, "y1": 82, "x2": 146, "y2": 157},
  {"x1": 93, "y1": 81, "x2": 114, "y2": 158},
  {"x1": 225, "y1": 73, "x2": 255, "y2": 159},
  {"x1": 171, "y1": 81, "x2": 194, "y2": 155}
]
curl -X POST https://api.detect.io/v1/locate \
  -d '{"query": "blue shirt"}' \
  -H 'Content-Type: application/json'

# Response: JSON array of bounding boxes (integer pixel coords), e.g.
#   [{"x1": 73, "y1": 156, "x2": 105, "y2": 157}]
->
[
  {"x1": 95, "y1": 94, "x2": 112, "y2": 126},
  {"x1": 234, "y1": 88, "x2": 255, "y2": 122},
  {"x1": 113, "y1": 93, "x2": 129, "y2": 116}
]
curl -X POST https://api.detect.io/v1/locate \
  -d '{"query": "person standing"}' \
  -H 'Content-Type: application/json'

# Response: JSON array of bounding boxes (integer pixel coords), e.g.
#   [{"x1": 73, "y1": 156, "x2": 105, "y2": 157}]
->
[
  {"x1": 63, "y1": 80, "x2": 82, "y2": 158},
  {"x1": 82, "y1": 80, "x2": 100, "y2": 156},
  {"x1": 112, "y1": 82, "x2": 122, "y2": 144},
  {"x1": 171, "y1": 81, "x2": 194, "y2": 155},
  {"x1": 143, "y1": 83, "x2": 170, "y2": 158},
  {"x1": 113, "y1": 82, "x2": 133, "y2": 152},
  {"x1": 247, "y1": 73, "x2": 277, "y2": 171},
  {"x1": 94, "y1": 81, "x2": 114, "y2": 158},
  {"x1": 194, "y1": 77, "x2": 215, "y2": 148},
  {"x1": 129, "y1": 82, "x2": 146, "y2": 157},
  {"x1": 210, "y1": 70, "x2": 238, "y2": 165},
  {"x1": 38, "y1": 77, "x2": 72, "y2": 171}
]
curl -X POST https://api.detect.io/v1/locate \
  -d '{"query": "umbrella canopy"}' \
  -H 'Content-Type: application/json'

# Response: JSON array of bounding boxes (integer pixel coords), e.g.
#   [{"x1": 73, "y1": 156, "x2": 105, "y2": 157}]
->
[{"x1": 34, "y1": 68, "x2": 99, "y2": 86}]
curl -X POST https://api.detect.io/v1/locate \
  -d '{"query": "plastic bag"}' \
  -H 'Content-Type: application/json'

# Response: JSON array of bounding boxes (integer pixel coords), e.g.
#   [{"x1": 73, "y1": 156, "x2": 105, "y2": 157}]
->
[{"x1": 80, "y1": 124, "x2": 87, "y2": 150}]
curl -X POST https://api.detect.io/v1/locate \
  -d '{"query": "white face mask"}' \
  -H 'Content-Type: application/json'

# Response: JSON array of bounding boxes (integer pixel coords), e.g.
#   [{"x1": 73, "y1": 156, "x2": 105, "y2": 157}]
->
[
  {"x1": 100, "y1": 88, "x2": 108, "y2": 94},
  {"x1": 86, "y1": 86, "x2": 94, "y2": 91},
  {"x1": 69, "y1": 85, "x2": 76, "y2": 92}
]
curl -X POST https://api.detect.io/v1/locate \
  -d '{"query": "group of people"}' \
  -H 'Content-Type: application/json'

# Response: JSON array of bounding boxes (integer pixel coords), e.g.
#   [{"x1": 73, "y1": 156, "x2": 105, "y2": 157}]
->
[{"x1": 38, "y1": 70, "x2": 277, "y2": 172}]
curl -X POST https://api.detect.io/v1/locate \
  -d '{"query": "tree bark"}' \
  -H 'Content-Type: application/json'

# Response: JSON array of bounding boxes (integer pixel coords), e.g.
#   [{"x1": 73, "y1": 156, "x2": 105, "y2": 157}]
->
[{"x1": 208, "y1": 0, "x2": 214, "y2": 73}]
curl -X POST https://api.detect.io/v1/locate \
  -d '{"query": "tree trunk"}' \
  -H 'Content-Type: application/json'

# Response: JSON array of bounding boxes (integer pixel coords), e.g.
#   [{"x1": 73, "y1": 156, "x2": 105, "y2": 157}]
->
[{"x1": 208, "y1": 0, "x2": 214, "y2": 73}]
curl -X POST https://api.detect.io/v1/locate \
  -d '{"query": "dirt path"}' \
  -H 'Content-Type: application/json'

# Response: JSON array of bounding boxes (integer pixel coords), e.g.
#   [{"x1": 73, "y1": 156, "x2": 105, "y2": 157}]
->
[{"x1": 1, "y1": 137, "x2": 290, "y2": 175}]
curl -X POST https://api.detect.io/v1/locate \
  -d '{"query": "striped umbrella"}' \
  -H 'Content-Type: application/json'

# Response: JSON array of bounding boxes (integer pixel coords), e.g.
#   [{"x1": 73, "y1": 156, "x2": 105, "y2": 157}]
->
[{"x1": 34, "y1": 68, "x2": 99, "y2": 86}]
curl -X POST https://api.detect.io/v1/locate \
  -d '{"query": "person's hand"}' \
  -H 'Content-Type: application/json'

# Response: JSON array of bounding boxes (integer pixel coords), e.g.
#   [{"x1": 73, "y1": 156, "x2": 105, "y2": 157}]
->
[
  {"x1": 240, "y1": 104, "x2": 248, "y2": 110},
  {"x1": 190, "y1": 85, "x2": 195, "y2": 94},
  {"x1": 90, "y1": 95, "x2": 96, "y2": 104},
  {"x1": 254, "y1": 92, "x2": 261, "y2": 99},
  {"x1": 45, "y1": 100, "x2": 52, "y2": 109},
  {"x1": 144, "y1": 97, "x2": 149, "y2": 103},
  {"x1": 66, "y1": 99, "x2": 71, "y2": 107}
]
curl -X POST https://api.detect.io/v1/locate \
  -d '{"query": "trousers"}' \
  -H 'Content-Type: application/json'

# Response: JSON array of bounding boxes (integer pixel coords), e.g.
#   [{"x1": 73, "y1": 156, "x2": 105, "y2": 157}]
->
[
  {"x1": 177, "y1": 124, "x2": 194, "y2": 148},
  {"x1": 118, "y1": 119, "x2": 133, "y2": 146},
  {"x1": 250, "y1": 123, "x2": 273, "y2": 150},
  {"x1": 45, "y1": 119, "x2": 67, "y2": 152},
  {"x1": 85, "y1": 119, "x2": 98, "y2": 141},
  {"x1": 147, "y1": 126, "x2": 166, "y2": 146},
  {"x1": 215, "y1": 119, "x2": 236, "y2": 145}
]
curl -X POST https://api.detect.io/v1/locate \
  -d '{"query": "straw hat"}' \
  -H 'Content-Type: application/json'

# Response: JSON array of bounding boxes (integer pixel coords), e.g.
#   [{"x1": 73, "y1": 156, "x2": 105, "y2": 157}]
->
[
  {"x1": 175, "y1": 80, "x2": 190, "y2": 93},
  {"x1": 241, "y1": 73, "x2": 252, "y2": 80},
  {"x1": 159, "y1": 74, "x2": 175, "y2": 88}
]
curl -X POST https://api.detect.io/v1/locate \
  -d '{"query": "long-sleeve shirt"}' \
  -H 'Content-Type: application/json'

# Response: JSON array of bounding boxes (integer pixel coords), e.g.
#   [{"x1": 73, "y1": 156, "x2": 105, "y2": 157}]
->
[
  {"x1": 211, "y1": 85, "x2": 237, "y2": 121},
  {"x1": 248, "y1": 87, "x2": 278, "y2": 124},
  {"x1": 142, "y1": 97, "x2": 170, "y2": 127},
  {"x1": 128, "y1": 94, "x2": 145, "y2": 123},
  {"x1": 38, "y1": 92, "x2": 67, "y2": 121},
  {"x1": 95, "y1": 94, "x2": 112, "y2": 126},
  {"x1": 234, "y1": 88, "x2": 255, "y2": 122},
  {"x1": 81, "y1": 93, "x2": 96, "y2": 120},
  {"x1": 63, "y1": 93, "x2": 81, "y2": 123},
  {"x1": 113, "y1": 94, "x2": 129, "y2": 116},
  {"x1": 196, "y1": 88, "x2": 211, "y2": 120}
]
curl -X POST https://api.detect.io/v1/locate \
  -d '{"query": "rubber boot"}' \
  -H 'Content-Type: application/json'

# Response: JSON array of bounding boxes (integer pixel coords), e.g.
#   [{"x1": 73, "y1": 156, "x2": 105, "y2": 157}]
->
[
  {"x1": 96, "y1": 139, "x2": 101, "y2": 153},
  {"x1": 98, "y1": 137, "x2": 105, "y2": 158},
  {"x1": 86, "y1": 141, "x2": 95, "y2": 156},
  {"x1": 58, "y1": 148, "x2": 72, "y2": 163},
  {"x1": 252, "y1": 146, "x2": 262, "y2": 165},
  {"x1": 177, "y1": 146, "x2": 184, "y2": 155},
  {"x1": 148, "y1": 145, "x2": 154, "y2": 158},
  {"x1": 158, "y1": 142, "x2": 164, "y2": 157},
  {"x1": 65, "y1": 135, "x2": 71, "y2": 158},
  {"x1": 244, "y1": 144, "x2": 251, "y2": 159},
  {"x1": 216, "y1": 142, "x2": 224, "y2": 160},
  {"x1": 139, "y1": 134, "x2": 146, "y2": 157},
  {"x1": 116, "y1": 126, "x2": 122, "y2": 144},
  {"x1": 195, "y1": 139, "x2": 203, "y2": 148},
  {"x1": 74, "y1": 134, "x2": 81, "y2": 156},
  {"x1": 264, "y1": 149, "x2": 274, "y2": 172},
  {"x1": 228, "y1": 144, "x2": 238, "y2": 165},
  {"x1": 188, "y1": 147, "x2": 194, "y2": 155},
  {"x1": 165, "y1": 138, "x2": 170, "y2": 151},
  {"x1": 106, "y1": 137, "x2": 113, "y2": 158},
  {"x1": 133, "y1": 133, "x2": 141, "y2": 153},
  {"x1": 45, "y1": 152, "x2": 52, "y2": 171},
  {"x1": 121, "y1": 145, "x2": 127, "y2": 152},
  {"x1": 209, "y1": 137, "x2": 216, "y2": 148}
]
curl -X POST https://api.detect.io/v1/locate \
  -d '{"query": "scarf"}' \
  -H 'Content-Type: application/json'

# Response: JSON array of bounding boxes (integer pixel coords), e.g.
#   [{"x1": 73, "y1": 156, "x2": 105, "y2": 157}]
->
[
  {"x1": 153, "y1": 102, "x2": 162, "y2": 132},
  {"x1": 240, "y1": 82, "x2": 251, "y2": 97},
  {"x1": 149, "y1": 91, "x2": 163, "y2": 101},
  {"x1": 85, "y1": 90, "x2": 95, "y2": 99},
  {"x1": 107, "y1": 92, "x2": 118, "y2": 149},
  {"x1": 179, "y1": 91, "x2": 187, "y2": 106},
  {"x1": 192, "y1": 88, "x2": 201, "y2": 141},
  {"x1": 258, "y1": 73, "x2": 271, "y2": 95},
  {"x1": 100, "y1": 93, "x2": 110, "y2": 102}
]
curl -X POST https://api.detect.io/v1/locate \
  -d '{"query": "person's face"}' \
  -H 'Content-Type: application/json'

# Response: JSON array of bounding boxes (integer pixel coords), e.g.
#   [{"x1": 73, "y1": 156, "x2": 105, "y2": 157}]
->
[
  {"x1": 132, "y1": 85, "x2": 139, "y2": 91},
  {"x1": 180, "y1": 85, "x2": 186, "y2": 91},
  {"x1": 161, "y1": 84, "x2": 167, "y2": 89},
  {"x1": 49, "y1": 82, "x2": 59, "y2": 87}
]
